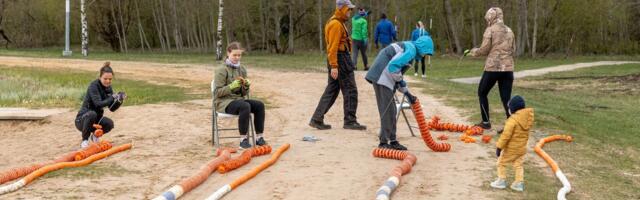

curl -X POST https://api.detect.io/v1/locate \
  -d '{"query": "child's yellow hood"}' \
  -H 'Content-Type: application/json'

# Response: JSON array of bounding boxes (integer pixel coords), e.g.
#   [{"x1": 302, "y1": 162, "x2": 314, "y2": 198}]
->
[{"x1": 511, "y1": 108, "x2": 534, "y2": 130}]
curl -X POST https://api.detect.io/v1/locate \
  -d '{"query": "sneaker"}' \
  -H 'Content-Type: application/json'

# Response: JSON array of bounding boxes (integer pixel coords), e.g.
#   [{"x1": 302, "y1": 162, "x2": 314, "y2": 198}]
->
[
  {"x1": 389, "y1": 141, "x2": 408, "y2": 150},
  {"x1": 421, "y1": 74, "x2": 426, "y2": 78},
  {"x1": 414, "y1": 73, "x2": 418, "y2": 76},
  {"x1": 239, "y1": 138, "x2": 252, "y2": 149},
  {"x1": 256, "y1": 137, "x2": 267, "y2": 146},
  {"x1": 475, "y1": 122, "x2": 492, "y2": 130},
  {"x1": 80, "y1": 140, "x2": 90, "y2": 148},
  {"x1": 89, "y1": 133, "x2": 100, "y2": 143},
  {"x1": 510, "y1": 182, "x2": 524, "y2": 192},
  {"x1": 364, "y1": 66, "x2": 369, "y2": 71},
  {"x1": 309, "y1": 120, "x2": 332, "y2": 130},
  {"x1": 490, "y1": 178, "x2": 507, "y2": 189},
  {"x1": 344, "y1": 122, "x2": 367, "y2": 130},
  {"x1": 378, "y1": 143, "x2": 391, "y2": 149}
]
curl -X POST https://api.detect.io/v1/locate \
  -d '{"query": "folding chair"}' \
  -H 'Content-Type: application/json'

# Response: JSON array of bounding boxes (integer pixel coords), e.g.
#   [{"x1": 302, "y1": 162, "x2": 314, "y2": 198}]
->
[
  {"x1": 395, "y1": 94, "x2": 419, "y2": 137},
  {"x1": 211, "y1": 81, "x2": 256, "y2": 147}
]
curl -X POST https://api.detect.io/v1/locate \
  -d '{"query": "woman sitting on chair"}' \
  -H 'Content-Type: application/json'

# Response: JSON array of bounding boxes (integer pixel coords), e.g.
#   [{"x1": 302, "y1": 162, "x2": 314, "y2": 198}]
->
[{"x1": 213, "y1": 42, "x2": 267, "y2": 149}]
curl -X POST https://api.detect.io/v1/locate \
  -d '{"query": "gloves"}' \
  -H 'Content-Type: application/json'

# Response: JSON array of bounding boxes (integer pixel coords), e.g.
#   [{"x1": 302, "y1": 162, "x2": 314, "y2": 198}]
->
[
  {"x1": 117, "y1": 92, "x2": 127, "y2": 101},
  {"x1": 243, "y1": 79, "x2": 251, "y2": 87},
  {"x1": 463, "y1": 49, "x2": 471, "y2": 56},
  {"x1": 111, "y1": 93, "x2": 119, "y2": 100},
  {"x1": 496, "y1": 148, "x2": 502, "y2": 157},
  {"x1": 398, "y1": 80, "x2": 407, "y2": 88},
  {"x1": 405, "y1": 91, "x2": 417, "y2": 104},
  {"x1": 228, "y1": 79, "x2": 242, "y2": 90}
]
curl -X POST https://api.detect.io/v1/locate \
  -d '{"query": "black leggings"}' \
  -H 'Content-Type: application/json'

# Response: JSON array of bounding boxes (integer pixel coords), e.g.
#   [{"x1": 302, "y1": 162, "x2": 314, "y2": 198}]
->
[
  {"x1": 414, "y1": 56, "x2": 426, "y2": 75},
  {"x1": 75, "y1": 111, "x2": 114, "y2": 140},
  {"x1": 477, "y1": 71, "x2": 514, "y2": 123},
  {"x1": 225, "y1": 99, "x2": 265, "y2": 135}
]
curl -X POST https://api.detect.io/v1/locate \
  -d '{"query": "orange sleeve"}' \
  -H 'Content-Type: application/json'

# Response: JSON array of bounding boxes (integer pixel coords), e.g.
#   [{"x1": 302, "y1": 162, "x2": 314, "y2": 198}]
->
[{"x1": 325, "y1": 20, "x2": 343, "y2": 69}]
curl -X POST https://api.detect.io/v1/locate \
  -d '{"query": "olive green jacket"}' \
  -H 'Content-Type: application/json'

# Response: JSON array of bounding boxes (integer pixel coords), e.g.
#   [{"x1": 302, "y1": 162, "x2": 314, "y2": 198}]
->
[{"x1": 213, "y1": 64, "x2": 248, "y2": 113}]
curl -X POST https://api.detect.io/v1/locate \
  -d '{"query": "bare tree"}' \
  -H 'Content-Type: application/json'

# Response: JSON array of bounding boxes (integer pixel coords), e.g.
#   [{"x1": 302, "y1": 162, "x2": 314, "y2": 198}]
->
[
  {"x1": 134, "y1": 0, "x2": 151, "y2": 52},
  {"x1": 81, "y1": 0, "x2": 89, "y2": 56},
  {"x1": 444, "y1": 0, "x2": 462, "y2": 54},
  {"x1": 151, "y1": 1, "x2": 166, "y2": 51},
  {"x1": 110, "y1": 2, "x2": 124, "y2": 52},
  {"x1": 216, "y1": 0, "x2": 224, "y2": 60},
  {"x1": 317, "y1": 0, "x2": 323, "y2": 52},
  {"x1": 287, "y1": 0, "x2": 294, "y2": 54},
  {"x1": 531, "y1": 0, "x2": 538, "y2": 57},
  {"x1": 516, "y1": 0, "x2": 528, "y2": 56},
  {"x1": 171, "y1": 0, "x2": 183, "y2": 52}
]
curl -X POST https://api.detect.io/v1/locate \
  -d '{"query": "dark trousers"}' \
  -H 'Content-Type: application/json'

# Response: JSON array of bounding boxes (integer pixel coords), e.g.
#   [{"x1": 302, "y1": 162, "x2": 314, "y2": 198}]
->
[
  {"x1": 373, "y1": 83, "x2": 397, "y2": 144},
  {"x1": 311, "y1": 52, "x2": 359, "y2": 124},
  {"x1": 225, "y1": 99, "x2": 265, "y2": 135},
  {"x1": 352, "y1": 40, "x2": 368, "y2": 69},
  {"x1": 414, "y1": 56, "x2": 426, "y2": 75},
  {"x1": 75, "y1": 111, "x2": 113, "y2": 140},
  {"x1": 477, "y1": 71, "x2": 514, "y2": 123}
]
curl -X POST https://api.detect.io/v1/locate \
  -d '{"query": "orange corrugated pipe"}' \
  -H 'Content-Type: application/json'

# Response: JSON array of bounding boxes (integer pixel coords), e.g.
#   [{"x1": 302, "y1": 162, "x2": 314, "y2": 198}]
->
[
  {"x1": 534, "y1": 135, "x2": 573, "y2": 200},
  {"x1": 411, "y1": 99, "x2": 451, "y2": 152},
  {"x1": 153, "y1": 149, "x2": 233, "y2": 200},
  {"x1": 74, "y1": 141, "x2": 113, "y2": 161},
  {"x1": 0, "y1": 141, "x2": 112, "y2": 185},
  {"x1": 372, "y1": 148, "x2": 417, "y2": 200},
  {"x1": 217, "y1": 146, "x2": 272, "y2": 174},
  {"x1": 0, "y1": 143, "x2": 132, "y2": 195},
  {"x1": 205, "y1": 144, "x2": 290, "y2": 200},
  {"x1": 428, "y1": 115, "x2": 484, "y2": 136}
]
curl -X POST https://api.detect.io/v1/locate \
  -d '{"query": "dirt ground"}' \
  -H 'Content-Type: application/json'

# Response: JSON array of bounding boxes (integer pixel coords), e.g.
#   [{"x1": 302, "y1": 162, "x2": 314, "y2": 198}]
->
[{"x1": 0, "y1": 56, "x2": 496, "y2": 200}]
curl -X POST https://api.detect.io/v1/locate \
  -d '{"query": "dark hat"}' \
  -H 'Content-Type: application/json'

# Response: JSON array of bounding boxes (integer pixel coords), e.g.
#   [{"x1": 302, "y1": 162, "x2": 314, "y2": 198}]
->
[{"x1": 508, "y1": 95, "x2": 525, "y2": 113}]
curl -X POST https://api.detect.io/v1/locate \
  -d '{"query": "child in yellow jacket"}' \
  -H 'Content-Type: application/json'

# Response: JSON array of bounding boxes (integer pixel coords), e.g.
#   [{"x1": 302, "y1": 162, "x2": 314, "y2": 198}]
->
[{"x1": 490, "y1": 95, "x2": 534, "y2": 192}]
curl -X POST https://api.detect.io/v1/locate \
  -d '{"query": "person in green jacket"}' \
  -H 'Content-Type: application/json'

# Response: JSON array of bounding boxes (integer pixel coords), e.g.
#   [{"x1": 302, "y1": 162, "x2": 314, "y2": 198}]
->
[
  {"x1": 351, "y1": 7, "x2": 369, "y2": 70},
  {"x1": 213, "y1": 42, "x2": 267, "y2": 149}
]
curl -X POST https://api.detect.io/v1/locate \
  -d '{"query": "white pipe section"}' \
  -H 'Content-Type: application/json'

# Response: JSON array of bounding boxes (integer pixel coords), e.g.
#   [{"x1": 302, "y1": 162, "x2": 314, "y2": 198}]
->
[
  {"x1": 0, "y1": 179, "x2": 26, "y2": 195},
  {"x1": 204, "y1": 184, "x2": 231, "y2": 200},
  {"x1": 555, "y1": 170, "x2": 571, "y2": 200}
]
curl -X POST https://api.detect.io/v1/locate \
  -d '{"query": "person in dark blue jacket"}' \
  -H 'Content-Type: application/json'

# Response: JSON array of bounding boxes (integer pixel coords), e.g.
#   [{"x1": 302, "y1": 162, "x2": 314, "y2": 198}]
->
[
  {"x1": 374, "y1": 14, "x2": 397, "y2": 49},
  {"x1": 411, "y1": 21, "x2": 431, "y2": 78},
  {"x1": 75, "y1": 62, "x2": 126, "y2": 148}
]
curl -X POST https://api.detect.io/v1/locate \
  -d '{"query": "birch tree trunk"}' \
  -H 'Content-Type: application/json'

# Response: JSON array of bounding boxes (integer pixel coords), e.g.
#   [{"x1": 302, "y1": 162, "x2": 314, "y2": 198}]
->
[
  {"x1": 81, "y1": 0, "x2": 88, "y2": 56},
  {"x1": 444, "y1": 0, "x2": 462, "y2": 54},
  {"x1": 216, "y1": 0, "x2": 224, "y2": 60}
]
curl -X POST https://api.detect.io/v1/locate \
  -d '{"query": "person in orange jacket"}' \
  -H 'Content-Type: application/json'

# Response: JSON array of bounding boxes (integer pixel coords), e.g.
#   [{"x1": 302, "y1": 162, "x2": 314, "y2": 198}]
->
[{"x1": 309, "y1": 0, "x2": 366, "y2": 131}]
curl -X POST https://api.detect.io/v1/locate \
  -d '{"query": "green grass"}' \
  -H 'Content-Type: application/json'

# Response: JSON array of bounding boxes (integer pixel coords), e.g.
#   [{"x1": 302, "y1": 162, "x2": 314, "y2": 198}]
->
[
  {"x1": 0, "y1": 66, "x2": 194, "y2": 108},
  {"x1": 42, "y1": 163, "x2": 140, "y2": 180},
  {"x1": 414, "y1": 63, "x2": 640, "y2": 199},
  {"x1": 1, "y1": 47, "x2": 638, "y2": 73}
]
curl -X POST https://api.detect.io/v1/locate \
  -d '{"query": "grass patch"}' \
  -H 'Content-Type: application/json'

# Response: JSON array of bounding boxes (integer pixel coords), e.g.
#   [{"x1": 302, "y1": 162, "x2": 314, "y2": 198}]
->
[
  {"x1": 1, "y1": 48, "x2": 638, "y2": 73},
  {"x1": 43, "y1": 163, "x2": 140, "y2": 180},
  {"x1": 415, "y1": 63, "x2": 640, "y2": 199},
  {"x1": 0, "y1": 66, "x2": 194, "y2": 108}
]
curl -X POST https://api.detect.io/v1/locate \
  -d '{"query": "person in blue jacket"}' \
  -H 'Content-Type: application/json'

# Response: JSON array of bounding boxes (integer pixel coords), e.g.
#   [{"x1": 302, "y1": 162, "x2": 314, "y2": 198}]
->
[
  {"x1": 365, "y1": 35, "x2": 434, "y2": 150},
  {"x1": 374, "y1": 13, "x2": 397, "y2": 49},
  {"x1": 411, "y1": 21, "x2": 431, "y2": 78}
]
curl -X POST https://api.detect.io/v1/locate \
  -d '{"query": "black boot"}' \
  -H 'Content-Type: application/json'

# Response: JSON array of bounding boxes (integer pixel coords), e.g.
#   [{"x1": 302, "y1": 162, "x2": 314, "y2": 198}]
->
[
  {"x1": 389, "y1": 141, "x2": 408, "y2": 151},
  {"x1": 474, "y1": 122, "x2": 492, "y2": 130},
  {"x1": 344, "y1": 122, "x2": 367, "y2": 130},
  {"x1": 309, "y1": 120, "x2": 331, "y2": 130}
]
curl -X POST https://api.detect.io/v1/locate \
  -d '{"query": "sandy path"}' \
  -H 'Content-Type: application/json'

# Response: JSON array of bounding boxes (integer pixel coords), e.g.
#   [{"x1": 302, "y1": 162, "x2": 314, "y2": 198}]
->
[
  {"x1": 450, "y1": 61, "x2": 640, "y2": 84},
  {"x1": 0, "y1": 57, "x2": 495, "y2": 199}
]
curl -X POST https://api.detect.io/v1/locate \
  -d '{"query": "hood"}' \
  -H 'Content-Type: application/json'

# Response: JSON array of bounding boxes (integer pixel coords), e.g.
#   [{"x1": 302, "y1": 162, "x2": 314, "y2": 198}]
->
[
  {"x1": 484, "y1": 7, "x2": 504, "y2": 26},
  {"x1": 332, "y1": 6, "x2": 350, "y2": 22},
  {"x1": 413, "y1": 35, "x2": 434, "y2": 57},
  {"x1": 511, "y1": 108, "x2": 534, "y2": 130}
]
